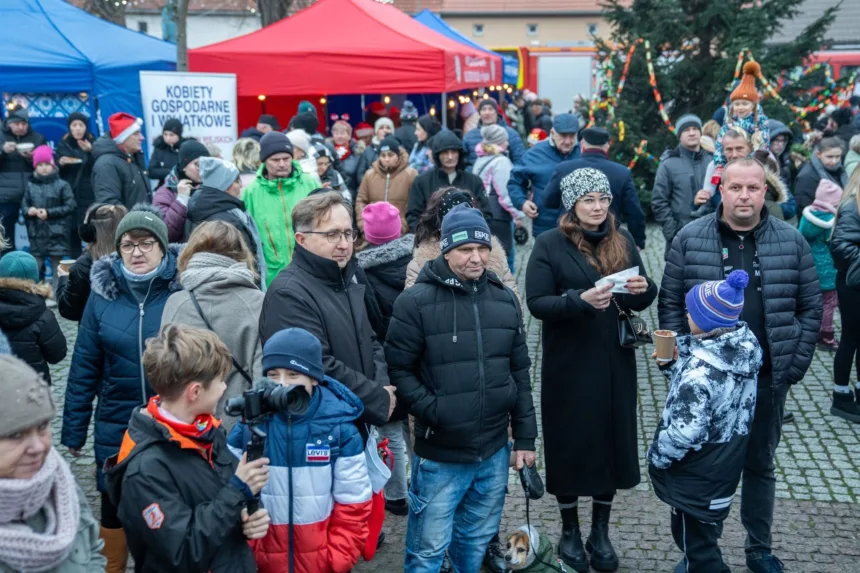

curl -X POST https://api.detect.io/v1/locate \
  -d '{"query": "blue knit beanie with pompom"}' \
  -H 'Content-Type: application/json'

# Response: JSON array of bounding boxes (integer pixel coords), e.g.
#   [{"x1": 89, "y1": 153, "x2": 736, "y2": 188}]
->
[{"x1": 685, "y1": 270, "x2": 749, "y2": 332}]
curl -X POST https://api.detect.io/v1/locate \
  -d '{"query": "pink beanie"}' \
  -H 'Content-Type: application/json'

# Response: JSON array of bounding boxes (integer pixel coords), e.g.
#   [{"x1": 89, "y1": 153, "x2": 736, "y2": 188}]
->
[
  {"x1": 812, "y1": 179, "x2": 843, "y2": 214},
  {"x1": 362, "y1": 202, "x2": 402, "y2": 245},
  {"x1": 31, "y1": 145, "x2": 54, "y2": 168}
]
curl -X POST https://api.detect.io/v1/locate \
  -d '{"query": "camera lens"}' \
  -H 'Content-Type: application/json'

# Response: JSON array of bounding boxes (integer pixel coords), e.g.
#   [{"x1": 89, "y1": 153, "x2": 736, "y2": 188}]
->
[{"x1": 224, "y1": 396, "x2": 245, "y2": 417}]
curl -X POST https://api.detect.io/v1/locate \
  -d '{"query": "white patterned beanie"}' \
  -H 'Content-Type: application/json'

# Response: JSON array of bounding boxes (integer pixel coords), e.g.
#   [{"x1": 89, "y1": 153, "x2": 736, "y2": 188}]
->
[{"x1": 560, "y1": 167, "x2": 612, "y2": 211}]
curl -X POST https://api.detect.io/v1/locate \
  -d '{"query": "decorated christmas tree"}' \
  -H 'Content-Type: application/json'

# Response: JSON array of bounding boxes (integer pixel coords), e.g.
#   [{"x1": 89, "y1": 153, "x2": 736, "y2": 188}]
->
[{"x1": 590, "y1": 0, "x2": 842, "y2": 210}]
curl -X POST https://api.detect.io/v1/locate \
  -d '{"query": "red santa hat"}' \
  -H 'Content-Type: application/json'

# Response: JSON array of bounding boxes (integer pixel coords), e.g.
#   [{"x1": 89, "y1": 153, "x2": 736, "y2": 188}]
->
[
  {"x1": 354, "y1": 122, "x2": 374, "y2": 139},
  {"x1": 109, "y1": 112, "x2": 143, "y2": 144}
]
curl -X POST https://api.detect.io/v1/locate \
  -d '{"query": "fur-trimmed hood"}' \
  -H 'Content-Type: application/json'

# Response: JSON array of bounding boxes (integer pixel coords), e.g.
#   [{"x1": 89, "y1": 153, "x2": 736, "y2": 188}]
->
[
  {"x1": 356, "y1": 234, "x2": 414, "y2": 270},
  {"x1": 0, "y1": 278, "x2": 52, "y2": 298},
  {"x1": 765, "y1": 168, "x2": 788, "y2": 204},
  {"x1": 801, "y1": 206, "x2": 835, "y2": 229},
  {"x1": 412, "y1": 236, "x2": 509, "y2": 278},
  {"x1": 90, "y1": 244, "x2": 183, "y2": 301},
  {"x1": 0, "y1": 278, "x2": 52, "y2": 331}
]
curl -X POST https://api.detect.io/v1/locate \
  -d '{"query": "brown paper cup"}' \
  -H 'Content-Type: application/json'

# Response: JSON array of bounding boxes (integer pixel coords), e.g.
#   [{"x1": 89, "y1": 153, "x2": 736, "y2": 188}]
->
[
  {"x1": 58, "y1": 259, "x2": 76, "y2": 274},
  {"x1": 653, "y1": 330, "x2": 677, "y2": 361}
]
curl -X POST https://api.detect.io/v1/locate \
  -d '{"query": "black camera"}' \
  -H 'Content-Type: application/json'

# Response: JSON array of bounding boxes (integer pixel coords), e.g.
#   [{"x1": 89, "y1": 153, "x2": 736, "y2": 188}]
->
[{"x1": 225, "y1": 379, "x2": 310, "y2": 512}]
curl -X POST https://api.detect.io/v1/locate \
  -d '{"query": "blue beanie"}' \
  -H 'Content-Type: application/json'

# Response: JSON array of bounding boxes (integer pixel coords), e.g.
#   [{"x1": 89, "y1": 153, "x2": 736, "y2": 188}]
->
[
  {"x1": 0, "y1": 251, "x2": 39, "y2": 283},
  {"x1": 686, "y1": 270, "x2": 749, "y2": 332},
  {"x1": 440, "y1": 203, "x2": 492, "y2": 254},
  {"x1": 262, "y1": 328, "x2": 325, "y2": 383}
]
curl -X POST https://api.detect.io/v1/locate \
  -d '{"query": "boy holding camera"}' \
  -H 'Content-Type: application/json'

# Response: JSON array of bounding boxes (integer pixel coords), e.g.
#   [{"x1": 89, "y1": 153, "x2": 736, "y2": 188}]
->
[
  {"x1": 105, "y1": 324, "x2": 271, "y2": 573},
  {"x1": 228, "y1": 327, "x2": 373, "y2": 573},
  {"x1": 648, "y1": 270, "x2": 762, "y2": 573}
]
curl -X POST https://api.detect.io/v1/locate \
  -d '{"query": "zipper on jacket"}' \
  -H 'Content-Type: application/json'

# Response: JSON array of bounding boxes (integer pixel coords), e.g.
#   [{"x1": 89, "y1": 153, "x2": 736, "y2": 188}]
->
[
  {"x1": 288, "y1": 415, "x2": 295, "y2": 573},
  {"x1": 137, "y1": 278, "x2": 156, "y2": 406},
  {"x1": 264, "y1": 222, "x2": 280, "y2": 259},
  {"x1": 384, "y1": 173, "x2": 391, "y2": 202},
  {"x1": 278, "y1": 181, "x2": 293, "y2": 257},
  {"x1": 472, "y1": 282, "x2": 485, "y2": 459}
]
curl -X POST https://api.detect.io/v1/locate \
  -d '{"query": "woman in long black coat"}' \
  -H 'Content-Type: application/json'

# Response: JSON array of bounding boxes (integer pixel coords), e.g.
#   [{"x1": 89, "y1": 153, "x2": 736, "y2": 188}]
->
[
  {"x1": 57, "y1": 112, "x2": 96, "y2": 249},
  {"x1": 526, "y1": 167, "x2": 657, "y2": 573}
]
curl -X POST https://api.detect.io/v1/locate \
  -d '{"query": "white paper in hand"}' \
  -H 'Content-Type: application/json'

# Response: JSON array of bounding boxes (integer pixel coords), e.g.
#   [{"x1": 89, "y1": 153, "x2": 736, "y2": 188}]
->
[{"x1": 595, "y1": 266, "x2": 639, "y2": 294}]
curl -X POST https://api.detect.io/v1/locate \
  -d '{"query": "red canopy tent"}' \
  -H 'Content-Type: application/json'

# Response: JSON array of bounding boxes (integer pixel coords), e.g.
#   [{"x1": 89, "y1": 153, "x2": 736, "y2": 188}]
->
[{"x1": 188, "y1": 0, "x2": 502, "y2": 96}]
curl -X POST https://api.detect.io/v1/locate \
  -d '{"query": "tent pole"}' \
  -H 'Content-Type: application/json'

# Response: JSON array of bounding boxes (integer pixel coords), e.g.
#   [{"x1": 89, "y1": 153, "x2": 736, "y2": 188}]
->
[
  {"x1": 361, "y1": 94, "x2": 366, "y2": 119},
  {"x1": 441, "y1": 92, "x2": 447, "y2": 128}
]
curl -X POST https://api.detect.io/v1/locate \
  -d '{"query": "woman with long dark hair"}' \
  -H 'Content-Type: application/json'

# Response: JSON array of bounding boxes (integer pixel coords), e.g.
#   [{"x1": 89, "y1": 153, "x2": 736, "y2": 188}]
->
[
  {"x1": 56, "y1": 203, "x2": 127, "y2": 322},
  {"x1": 57, "y1": 112, "x2": 96, "y2": 250},
  {"x1": 526, "y1": 168, "x2": 657, "y2": 573}
]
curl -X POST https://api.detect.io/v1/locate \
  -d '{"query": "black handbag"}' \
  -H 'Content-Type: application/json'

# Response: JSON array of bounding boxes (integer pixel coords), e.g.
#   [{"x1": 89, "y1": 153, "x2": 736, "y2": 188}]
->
[{"x1": 612, "y1": 296, "x2": 652, "y2": 349}]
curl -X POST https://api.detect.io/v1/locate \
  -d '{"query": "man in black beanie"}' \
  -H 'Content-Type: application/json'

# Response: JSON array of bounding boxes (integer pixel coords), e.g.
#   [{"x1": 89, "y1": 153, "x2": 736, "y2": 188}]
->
[{"x1": 153, "y1": 139, "x2": 210, "y2": 242}]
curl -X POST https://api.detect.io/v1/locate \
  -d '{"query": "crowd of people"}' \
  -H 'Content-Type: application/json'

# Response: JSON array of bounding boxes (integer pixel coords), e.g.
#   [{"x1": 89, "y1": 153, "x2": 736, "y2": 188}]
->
[{"x1": 0, "y1": 76, "x2": 858, "y2": 573}]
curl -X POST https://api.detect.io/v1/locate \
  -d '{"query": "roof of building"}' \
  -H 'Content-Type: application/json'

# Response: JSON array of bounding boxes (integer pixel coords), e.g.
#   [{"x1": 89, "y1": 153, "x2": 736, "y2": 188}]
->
[
  {"x1": 773, "y1": 0, "x2": 859, "y2": 48},
  {"x1": 66, "y1": 0, "x2": 257, "y2": 13},
  {"x1": 393, "y1": 0, "x2": 604, "y2": 15}
]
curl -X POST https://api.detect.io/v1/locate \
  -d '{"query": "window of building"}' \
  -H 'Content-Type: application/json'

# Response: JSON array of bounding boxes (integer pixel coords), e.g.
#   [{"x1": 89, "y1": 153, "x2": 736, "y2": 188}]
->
[
  {"x1": 473, "y1": 23, "x2": 484, "y2": 37},
  {"x1": 527, "y1": 23, "x2": 539, "y2": 36},
  {"x1": 138, "y1": 21, "x2": 148, "y2": 33},
  {"x1": 587, "y1": 23, "x2": 598, "y2": 35}
]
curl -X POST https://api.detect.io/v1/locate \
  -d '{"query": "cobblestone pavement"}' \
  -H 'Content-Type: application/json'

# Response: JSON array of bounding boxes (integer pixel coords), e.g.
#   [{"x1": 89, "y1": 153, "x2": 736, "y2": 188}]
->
[{"x1": 48, "y1": 225, "x2": 860, "y2": 572}]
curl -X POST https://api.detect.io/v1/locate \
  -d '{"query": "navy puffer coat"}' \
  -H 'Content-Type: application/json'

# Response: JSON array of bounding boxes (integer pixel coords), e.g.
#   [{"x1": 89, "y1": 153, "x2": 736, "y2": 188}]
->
[
  {"x1": 61, "y1": 245, "x2": 181, "y2": 491},
  {"x1": 658, "y1": 208, "x2": 822, "y2": 388}
]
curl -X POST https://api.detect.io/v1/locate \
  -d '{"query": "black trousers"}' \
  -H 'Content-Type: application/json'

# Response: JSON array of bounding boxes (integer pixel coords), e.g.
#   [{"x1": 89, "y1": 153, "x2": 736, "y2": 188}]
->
[
  {"x1": 101, "y1": 491, "x2": 122, "y2": 528},
  {"x1": 835, "y1": 275, "x2": 860, "y2": 386},
  {"x1": 670, "y1": 508, "x2": 730, "y2": 573}
]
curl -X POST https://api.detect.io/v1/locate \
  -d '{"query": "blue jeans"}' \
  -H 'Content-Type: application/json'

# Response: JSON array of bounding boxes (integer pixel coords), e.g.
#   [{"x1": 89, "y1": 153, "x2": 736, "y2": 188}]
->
[{"x1": 404, "y1": 444, "x2": 510, "y2": 572}]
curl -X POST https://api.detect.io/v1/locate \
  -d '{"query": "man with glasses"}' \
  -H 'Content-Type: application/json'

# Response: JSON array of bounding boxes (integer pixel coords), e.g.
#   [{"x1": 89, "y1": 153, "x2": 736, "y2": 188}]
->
[
  {"x1": 544, "y1": 127, "x2": 647, "y2": 249},
  {"x1": 260, "y1": 191, "x2": 396, "y2": 433}
]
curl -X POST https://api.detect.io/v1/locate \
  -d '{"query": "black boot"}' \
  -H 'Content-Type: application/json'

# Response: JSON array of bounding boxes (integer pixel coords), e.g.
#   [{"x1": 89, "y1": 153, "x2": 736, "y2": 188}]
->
[
  {"x1": 482, "y1": 533, "x2": 507, "y2": 573},
  {"x1": 586, "y1": 501, "x2": 619, "y2": 571},
  {"x1": 831, "y1": 390, "x2": 860, "y2": 423},
  {"x1": 558, "y1": 505, "x2": 588, "y2": 572}
]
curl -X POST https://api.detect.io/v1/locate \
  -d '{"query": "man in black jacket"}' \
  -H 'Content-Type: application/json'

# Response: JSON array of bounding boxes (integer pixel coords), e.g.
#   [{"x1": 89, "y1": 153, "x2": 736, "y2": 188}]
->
[
  {"x1": 544, "y1": 127, "x2": 647, "y2": 249},
  {"x1": 405, "y1": 130, "x2": 490, "y2": 230},
  {"x1": 91, "y1": 112, "x2": 151, "y2": 209},
  {"x1": 0, "y1": 108, "x2": 46, "y2": 252},
  {"x1": 259, "y1": 192, "x2": 394, "y2": 429},
  {"x1": 658, "y1": 158, "x2": 821, "y2": 573},
  {"x1": 385, "y1": 204, "x2": 537, "y2": 573}
]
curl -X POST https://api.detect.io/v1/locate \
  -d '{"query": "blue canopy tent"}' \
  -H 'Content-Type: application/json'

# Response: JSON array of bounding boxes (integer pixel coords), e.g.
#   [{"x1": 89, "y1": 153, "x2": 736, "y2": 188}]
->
[
  {"x1": 413, "y1": 9, "x2": 519, "y2": 88},
  {"x1": 0, "y1": 0, "x2": 176, "y2": 136}
]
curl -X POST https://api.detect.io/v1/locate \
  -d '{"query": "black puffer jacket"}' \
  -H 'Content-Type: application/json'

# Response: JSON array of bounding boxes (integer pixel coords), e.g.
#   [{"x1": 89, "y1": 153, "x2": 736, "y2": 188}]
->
[
  {"x1": 0, "y1": 110, "x2": 46, "y2": 204},
  {"x1": 830, "y1": 195, "x2": 860, "y2": 287},
  {"x1": 147, "y1": 135, "x2": 181, "y2": 188},
  {"x1": 0, "y1": 278, "x2": 67, "y2": 383},
  {"x1": 385, "y1": 256, "x2": 537, "y2": 463},
  {"x1": 658, "y1": 207, "x2": 822, "y2": 388},
  {"x1": 356, "y1": 234, "x2": 413, "y2": 341},
  {"x1": 56, "y1": 251, "x2": 93, "y2": 322},
  {"x1": 91, "y1": 136, "x2": 151, "y2": 209},
  {"x1": 22, "y1": 171, "x2": 77, "y2": 256}
]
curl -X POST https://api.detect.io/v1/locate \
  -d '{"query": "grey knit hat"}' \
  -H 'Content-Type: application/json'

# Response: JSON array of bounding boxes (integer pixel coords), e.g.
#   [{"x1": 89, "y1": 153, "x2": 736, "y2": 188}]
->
[
  {"x1": 115, "y1": 204, "x2": 170, "y2": 254},
  {"x1": 481, "y1": 124, "x2": 508, "y2": 146},
  {"x1": 560, "y1": 167, "x2": 612, "y2": 211},
  {"x1": 676, "y1": 113, "x2": 703, "y2": 135},
  {"x1": 199, "y1": 157, "x2": 240, "y2": 193},
  {"x1": 0, "y1": 356, "x2": 55, "y2": 438}
]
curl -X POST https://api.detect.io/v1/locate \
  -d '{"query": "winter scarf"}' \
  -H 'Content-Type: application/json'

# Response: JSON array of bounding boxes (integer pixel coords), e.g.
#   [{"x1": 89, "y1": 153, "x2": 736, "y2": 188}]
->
[
  {"x1": 810, "y1": 155, "x2": 849, "y2": 189},
  {"x1": 180, "y1": 252, "x2": 257, "y2": 292},
  {"x1": 120, "y1": 256, "x2": 169, "y2": 302},
  {"x1": 147, "y1": 397, "x2": 219, "y2": 463},
  {"x1": 0, "y1": 448, "x2": 80, "y2": 572}
]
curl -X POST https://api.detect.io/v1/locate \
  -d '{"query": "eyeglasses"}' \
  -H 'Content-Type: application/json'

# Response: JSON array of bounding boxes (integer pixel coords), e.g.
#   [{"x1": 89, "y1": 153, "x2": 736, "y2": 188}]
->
[
  {"x1": 578, "y1": 195, "x2": 612, "y2": 208},
  {"x1": 301, "y1": 229, "x2": 358, "y2": 243},
  {"x1": 119, "y1": 240, "x2": 157, "y2": 254}
]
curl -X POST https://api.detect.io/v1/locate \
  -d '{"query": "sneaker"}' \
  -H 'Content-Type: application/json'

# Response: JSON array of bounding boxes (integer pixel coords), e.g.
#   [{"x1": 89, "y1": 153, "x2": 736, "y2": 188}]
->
[
  {"x1": 384, "y1": 498, "x2": 408, "y2": 516},
  {"x1": 782, "y1": 411, "x2": 794, "y2": 424},
  {"x1": 746, "y1": 553, "x2": 784, "y2": 573},
  {"x1": 482, "y1": 534, "x2": 507, "y2": 573},
  {"x1": 831, "y1": 391, "x2": 860, "y2": 423}
]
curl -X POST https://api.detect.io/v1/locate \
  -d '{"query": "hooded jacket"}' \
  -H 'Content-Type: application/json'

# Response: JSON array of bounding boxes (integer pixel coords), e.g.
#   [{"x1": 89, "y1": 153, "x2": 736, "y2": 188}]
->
[
  {"x1": 768, "y1": 119, "x2": 795, "y2": 188},
  {"x1": 104, "y1": 407, "x2": 256, "y2": 573},
  {"x1": 658, "y1": 207, "x2": 822, "y2": 389},
  {"x1": 508, "y1": 139, "x2": 581, "y2": 237},
  {"x1": 260, "y1": 245, "x2": 392, "y2": 428},
  {"x1": 91, "y1": 135, "x2": 151, "y2": 209},
  {"x1": 356, "y1": 234, "x2": 413, "y2": 341},
  {"x1": 649, "y1": 324, "x2": 762, "y2": 522},
  {"x1": 355, "y1": 149, "x2": 416, "y2": 237},
  {"x1": 226, "y1": 378, "x2": 373, "y2": 573},
  {"x1": 0, "y1": 110, "x2": 47, "y2": 204},
  {"x1": 405, "y1": 236, "x2": 518, "y2": 294},
  {"x1": 510, "y1": 526, "x2": 558, "y2": 573},
  {"x1": 830, "y1": 195, "x2": 860, "y2": 287},
  {"x1": 242, "y1": 162, "x2": 317, "y2": 286},
  {"x1": 61, "y1": 246, "x2": 181, "y2": 491},
  {"x1": 22, "y1": 170, "x2": 77, "y2": 256},
  {"x1": 651, "y1": 144, "x2": 713, "y2": 250},
  {"x1": 56, "y1": 131, "x2": 96, "y2": 211},
  {"x1": 384, "y1": 256, "x2": 537, "y2": 464},
  {"x1": 405, "y1": 131, "x2": 491, "y2": 231},
  {"x1": 153, "y1": 167, "x2": 200, "y2": 242},
  {"x1": 0, "y1": 278, "x2": 66, "y2": 383},
  {"x1": 147, "y1": 135, "x2": 181, "y2": 187},
  {"x1": 799, "y1": 207, "x2": 837, "y2": 291},
  {"x1": 462, "y1": 115, "x2": 526, "y2": 168}
]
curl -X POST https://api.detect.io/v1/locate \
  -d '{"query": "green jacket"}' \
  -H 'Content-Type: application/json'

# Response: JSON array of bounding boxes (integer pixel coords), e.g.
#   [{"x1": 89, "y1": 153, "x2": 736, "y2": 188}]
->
[
  {"x1": 0, "y1": 484, "x2": 106, "y2": 573},
  {"x1": 798, "y1": 207, "x2": 837, "y2": 291},
  {"x1": 516, "y1": 526, "x2": 566, "y2": 572},
  {"x1": 242, "y1": 162, "x2": 317, "y2": 286}
]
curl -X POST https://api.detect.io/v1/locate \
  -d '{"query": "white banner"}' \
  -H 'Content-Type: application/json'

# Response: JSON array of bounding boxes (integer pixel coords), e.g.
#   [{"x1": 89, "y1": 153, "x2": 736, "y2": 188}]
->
[{"x1": 139, "y1": 71, "x2": 237, "y2": 161}]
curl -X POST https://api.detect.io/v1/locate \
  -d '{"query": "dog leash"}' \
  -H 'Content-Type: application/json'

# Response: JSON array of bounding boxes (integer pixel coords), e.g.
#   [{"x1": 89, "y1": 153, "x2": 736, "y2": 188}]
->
[{"x1": 520, "y1": 464, "x2": 568, "y2": 572}]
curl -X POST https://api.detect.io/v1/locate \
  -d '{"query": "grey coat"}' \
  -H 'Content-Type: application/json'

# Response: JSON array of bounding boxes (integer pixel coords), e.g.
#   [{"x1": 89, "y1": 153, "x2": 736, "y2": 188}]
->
[
  {"x1": 658, "y1": 208, "x2": 822, "y2": 389},
  {"x1": 0, "y1": 483, "x2": 106, "y2": 573},
  {"x1": 161, "y1": 262, "x2": 264, "y2": 429},
  {"x1": 651, "y1": 145, "x2": 713, "y2": 256}
]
